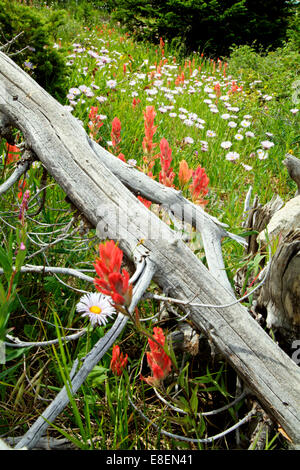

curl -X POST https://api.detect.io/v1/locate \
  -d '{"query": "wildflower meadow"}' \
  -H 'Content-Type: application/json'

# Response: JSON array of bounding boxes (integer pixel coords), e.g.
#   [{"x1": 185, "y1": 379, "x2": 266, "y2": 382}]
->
[{"x1": 0, "y1": 0, "x2": 299, "y2": 453}]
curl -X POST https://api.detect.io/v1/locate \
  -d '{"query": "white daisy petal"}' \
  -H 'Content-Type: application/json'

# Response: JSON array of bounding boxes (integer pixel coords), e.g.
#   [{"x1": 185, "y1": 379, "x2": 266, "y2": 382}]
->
[{"x1": 76, "y1": 292, "x2": 116, "y2": 327}]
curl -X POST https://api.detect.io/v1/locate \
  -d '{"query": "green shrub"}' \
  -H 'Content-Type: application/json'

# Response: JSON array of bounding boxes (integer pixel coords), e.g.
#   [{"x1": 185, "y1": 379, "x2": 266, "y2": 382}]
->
[
  {"x1": 228, "y1": 42, "x2": 300, "y2": 101},
  {"x1": 0, "y1": 0, "x2": 69, "y2": 101}
]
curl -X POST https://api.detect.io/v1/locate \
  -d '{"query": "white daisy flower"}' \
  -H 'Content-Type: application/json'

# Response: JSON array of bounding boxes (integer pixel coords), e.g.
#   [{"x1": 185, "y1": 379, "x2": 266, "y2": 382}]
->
[
  {"x1": 146, "y1": 87, "x2": 158, "y2": 96},
  {"x1": 228, "y1": 121, "x2": 237, "y2": 128},
  {"x1": 76, "y1": 292, "x2": 116, "y2": 327},
  {"x1": 257, "y1": 149, "x2": 268, "y2": 160},
  {"x1": 96, "y1": 96, "x2": 107, "y2": 103},
  {"x1": 206, "y1": 130, "x2": 216, "y2": 138},
  {"x1": 245, "y1": 131, "x2": 255, "y2": 138},
  {"x1": 106, "y1": 79, "x2": 117, "y2": 89},
  {"x1": 184, "y1": 136, "x2": 194, "y2": 144},
  {"x1": 241, "y1": 163, "x2": 253, "y2": 171},
  {"x1": 127, "y1": 159, "x2": 137, "y2": 167},
  {"x1": 228, "y1": 106, "x2": 240, "y2": 112},
  {"x1": 261, "y1": 140, "x2": 274, "y2": 150},
  {"x1": 183, "y1": 118, "x2": 194, "y2": 126},
  {"x1": 69, "y1": 87, "x2": 81, "y2": 96},
  {"x1": 235, "y1": 134, "x2": 244, "y2": 141},
  {"x1": 225, "y1": 151, "x2": 240, "y2": 161},
  {"x1": 63, "y1": 105, "x2": 74, "y2": 113},
  {"x1": 240, "y1": 120, "x2": 251, "y2": 128},
  {"x1": 290, "y1": 108, "x2": 299, "y2": 115},
  {"x1": 221, "y1": 141, "x2": 232, "y2": 149}
]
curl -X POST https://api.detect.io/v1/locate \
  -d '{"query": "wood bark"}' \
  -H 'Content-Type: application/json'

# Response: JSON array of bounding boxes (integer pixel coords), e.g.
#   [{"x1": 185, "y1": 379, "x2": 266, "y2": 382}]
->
[
  {"x1": 240, "y1": 155, "x2": 300, "y2": 337},
  {"x1": 0, "y1": 51, "x2": 300, "y2": 445},
  {"x1": 257, "y1": 229, "x2": 300, "y2": 333}
]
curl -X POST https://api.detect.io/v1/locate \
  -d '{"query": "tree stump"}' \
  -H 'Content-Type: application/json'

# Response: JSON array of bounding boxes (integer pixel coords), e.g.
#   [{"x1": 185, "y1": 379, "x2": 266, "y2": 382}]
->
[{"x1": 241, "y1": 155, "x2": 300, "y2": 347}]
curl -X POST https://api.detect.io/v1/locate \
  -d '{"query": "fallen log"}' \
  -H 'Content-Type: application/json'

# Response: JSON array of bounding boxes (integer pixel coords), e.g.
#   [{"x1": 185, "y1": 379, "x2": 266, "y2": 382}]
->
[{"x1": 0, "y1": 51, "x2": 300, "y2": 446}]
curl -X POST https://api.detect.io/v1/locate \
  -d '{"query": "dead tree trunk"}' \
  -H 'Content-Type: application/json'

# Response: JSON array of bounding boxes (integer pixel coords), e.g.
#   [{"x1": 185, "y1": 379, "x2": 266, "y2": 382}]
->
[{"x1": 0, "y1": 51, "x2": 300, "y2": 446}]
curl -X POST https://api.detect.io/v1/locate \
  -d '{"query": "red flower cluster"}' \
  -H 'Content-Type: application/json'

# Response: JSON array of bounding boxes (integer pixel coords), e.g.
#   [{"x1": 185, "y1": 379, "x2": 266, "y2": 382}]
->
[
  {"x1": 137, "y1": 195, "x2": 152, "y2": 209},
  {"x1": 117, "y1": 153, "x2": 126, "y2": 163},
  {"x1": 159, "y1": 138, "x2": 175, "y2": 187},
  {"x1": 142, "y1": 327, "x2": 172, "y2": 387},
  {"x1": 159, "y1": 37, "x2": 165, "y2": 56},
  {"x1": 110, "y1": 344, "x2": 128, "y2": 376},
  {"x1": 111, "y1": 117, "x2": 122, "y2": 153},
  {"x1": 88, "y1": 106, "x2": 104, "y2": 142},
  {"x1": 175, "y1": 71, "x2": 185, "y2": 86},
  {"x1": 228, "y1": 80, "x2": 242, "y2": 94},
  {"x1": 214, "y1": 82, "x2": 222, "y2": 99},
  {"x1": 94, "y1": 240, "x2": 132, "y2": 307},
  {"x1": 178, "y1": 160, "x2": 193, "y2": 187},
  {"x1": 177, "y1": 160, "x2": 209, "y2": 207},
  {"x1": 132, "y1": 97, "x2": 141, "y2": 109},
  {"x1": 142, "y1": 106, "x2": 158, "y2": 159},
  {"x1": 189, "y1": 166, "x2": 209, "y2": 207},
  {"x1": 5, "y1": 143, "x2": 20, "y2": 165}
]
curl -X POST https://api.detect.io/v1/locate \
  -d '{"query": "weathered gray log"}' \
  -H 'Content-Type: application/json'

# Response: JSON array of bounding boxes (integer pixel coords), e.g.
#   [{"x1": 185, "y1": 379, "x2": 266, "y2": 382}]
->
[
  {"x1": 3, "y1": 436, "x2": 78, "y2": 450},
  {"x1": 257, "y1": 196, "x2": 300, "y2": 245},
  {"x1": 283, "y1": 154, "x2": 300, "y2": 196},
  {"x1": 235, "y1": 193, "x2": 284, "y2": 295},
  {"x1": 244, "y1": 194, "x2": 284, "y2": 258},
  {"x1": 257, "y1": 229, "x2": 300, "y2": 333},
  {"x1": 1, "y1": 51, "x2": 300, "y2": 445},
  {"x1": 243, "y1": 156, "x2": 300, "y2": 334}
]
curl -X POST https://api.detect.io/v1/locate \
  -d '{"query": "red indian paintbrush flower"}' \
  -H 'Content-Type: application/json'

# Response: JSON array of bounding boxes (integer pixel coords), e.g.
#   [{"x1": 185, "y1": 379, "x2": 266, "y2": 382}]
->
[
  {"x1": 142, "y1": 106, "x2": 158, "y2": 157},
  {"x1": 142, "y1": 327, "x2": 172, "y2": 387},
  {"x1": 110, "y1": 344, "x2": 128, "y2": 376},
  {"x1": 137, "y1": 195, "x2": 152, "y2": 209},
  {"x1": 94, "y1": 240, "x2": 132, "y2": 307},
  {"x1": 159, "y1": 138, "x2": 175, "y2": 187},
  {"x1": 111, "y1": 117, "x2": 122, "y2": 152},
  {"x1": 88, "y1": 106, "x2": 104, "y2": 142},
  {"x1": 189, "y1": 165, "x2": 209, "y2": 207},
  {"x1": 178, "y1": 160, "x2": 193, "y2": 187},
  {"x1": 6, "y1": 143, "x2": 20, "y2": 165}
]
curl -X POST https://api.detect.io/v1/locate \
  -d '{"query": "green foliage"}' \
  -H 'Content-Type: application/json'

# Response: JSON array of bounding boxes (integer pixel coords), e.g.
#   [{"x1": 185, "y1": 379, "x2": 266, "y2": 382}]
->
[
  {"x1": 228, "y1": 41, "x2": 300, "y2": 101},
  {"x1": 0, "y1": 0, "x2": 69, "y2": 101},
  {"x1": 287, "y1": 7, "x2": 300, "y2": 50},
  {"x1": 108, "y1": 0, "x2": 292, "y2": 56}
]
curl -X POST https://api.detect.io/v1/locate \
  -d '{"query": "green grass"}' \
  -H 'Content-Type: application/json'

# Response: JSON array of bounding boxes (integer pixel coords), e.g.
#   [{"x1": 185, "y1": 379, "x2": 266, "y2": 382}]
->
[{"x1": 0, "y1": 0, "x2": 298, "y2": 450}]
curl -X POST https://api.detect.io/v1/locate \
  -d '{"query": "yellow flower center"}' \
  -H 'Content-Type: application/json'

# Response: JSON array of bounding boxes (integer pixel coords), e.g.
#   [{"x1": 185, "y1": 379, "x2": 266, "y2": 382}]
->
[{"x1": 89, "y1": 305, "x2": 102, "y2": 314}]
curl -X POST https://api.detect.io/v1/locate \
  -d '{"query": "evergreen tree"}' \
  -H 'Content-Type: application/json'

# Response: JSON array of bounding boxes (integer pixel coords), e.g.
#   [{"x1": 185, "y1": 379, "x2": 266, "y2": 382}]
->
[{"x1": 106, "y1": 0, "x2": 294, "y2": 56}]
